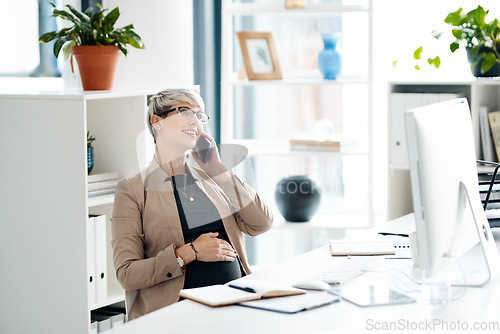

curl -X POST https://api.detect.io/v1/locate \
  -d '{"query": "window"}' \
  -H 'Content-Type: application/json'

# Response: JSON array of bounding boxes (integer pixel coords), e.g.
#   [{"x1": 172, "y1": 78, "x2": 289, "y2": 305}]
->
[{"x1": 0, "y1": 0, "x2": 96, "y2": 78}]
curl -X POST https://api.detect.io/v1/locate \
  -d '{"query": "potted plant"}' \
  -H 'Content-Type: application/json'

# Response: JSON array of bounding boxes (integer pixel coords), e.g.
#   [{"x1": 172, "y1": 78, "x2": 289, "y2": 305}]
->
[
  {"x1": 39, "y1": 2, "x2": 145, "y2": 90},
  {"x1": 87, "y1": 131, "x2": 95, "y2": 174},
  {"x1": 407, "y1": 5, "x2": 500, "y2": 77}
]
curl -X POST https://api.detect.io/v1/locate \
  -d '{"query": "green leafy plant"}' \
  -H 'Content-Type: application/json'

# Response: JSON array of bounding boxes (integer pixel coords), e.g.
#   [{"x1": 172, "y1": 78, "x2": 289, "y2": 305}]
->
[
  {"x1": 39, "y1": 2, "x2": 145, "y2": 60},
  {"x1": 87, "y1": 131, "x2": 96, "y2": 147},
  {"x1": 397, "y1": 5, "x2": 500, "y2": 75},
  {"x1": 443, "y1": 5, "x2": 500, "y2": 74}
]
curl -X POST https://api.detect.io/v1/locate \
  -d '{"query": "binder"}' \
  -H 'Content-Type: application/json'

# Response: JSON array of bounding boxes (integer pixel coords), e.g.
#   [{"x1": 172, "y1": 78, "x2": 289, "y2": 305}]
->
[
  {"x1": 93, "y1": 309, "x2": 126, "y2": 328},
  {"x1": 91, "y1": 313, "x2": 112, "y2": 333},
  {"x1": 93, "y1": 214, "x2": 108, "y2": 303},
  {"x1": 86, "y1": 216, "x2": 96, "y2": 307},
  {"x1": 90, "y1": 321, "x2": 98, "y2": 334}
]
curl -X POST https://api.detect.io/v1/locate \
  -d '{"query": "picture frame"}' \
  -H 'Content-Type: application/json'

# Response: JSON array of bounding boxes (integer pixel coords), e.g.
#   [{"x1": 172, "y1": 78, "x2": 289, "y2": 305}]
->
[{"x1": 237, "y1": 31, "x2": 282, "y2": 80}]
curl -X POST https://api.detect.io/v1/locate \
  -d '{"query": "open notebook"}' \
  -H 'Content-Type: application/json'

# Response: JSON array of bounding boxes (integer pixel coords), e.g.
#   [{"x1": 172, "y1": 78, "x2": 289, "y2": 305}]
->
[{"x1": 178, "y1": 279, "x2": 305, "y2": 307}]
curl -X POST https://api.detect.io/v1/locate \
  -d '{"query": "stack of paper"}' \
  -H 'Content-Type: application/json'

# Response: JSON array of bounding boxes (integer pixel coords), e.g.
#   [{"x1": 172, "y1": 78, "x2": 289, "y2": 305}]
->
[
  {"x1": 329, "y1": 240, "x2": 395, "y2": 256},
  {"x1": 88, "y1": 172, "x2": 120, "y2": 197}
]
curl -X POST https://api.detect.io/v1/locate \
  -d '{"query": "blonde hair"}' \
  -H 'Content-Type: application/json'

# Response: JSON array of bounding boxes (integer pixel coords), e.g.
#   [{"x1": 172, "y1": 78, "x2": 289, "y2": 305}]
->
[{"x1": 147, "y1": 88, "x2": 205, "y2": 141}]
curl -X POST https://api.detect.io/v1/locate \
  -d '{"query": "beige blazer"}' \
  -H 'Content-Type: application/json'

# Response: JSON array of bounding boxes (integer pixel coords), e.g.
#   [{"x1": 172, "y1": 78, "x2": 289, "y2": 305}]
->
[{"x1": 111, "y1": 159, "x2": 273, "y2": 320}]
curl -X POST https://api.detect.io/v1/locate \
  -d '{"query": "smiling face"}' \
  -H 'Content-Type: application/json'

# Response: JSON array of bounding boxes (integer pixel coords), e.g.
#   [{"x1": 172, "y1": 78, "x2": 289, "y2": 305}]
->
[{"x1": 151, "y1": 102, "x2": 203, "y2": 153}]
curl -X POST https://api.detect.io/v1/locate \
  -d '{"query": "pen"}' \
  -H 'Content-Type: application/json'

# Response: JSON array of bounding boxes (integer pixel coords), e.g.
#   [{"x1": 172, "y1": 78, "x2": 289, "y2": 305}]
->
[
  {"x1": 378, "y1": 232, "x2": 409, "y2": 237},
  {"x1": 228, "y1": 284, "x2": 256, "y2": 293},
  {"x1": 304, "y1": 298, "x2": 339, "y2": 310}
]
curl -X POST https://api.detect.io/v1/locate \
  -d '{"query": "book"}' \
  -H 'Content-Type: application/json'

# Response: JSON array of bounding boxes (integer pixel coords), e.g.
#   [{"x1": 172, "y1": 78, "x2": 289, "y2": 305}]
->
[
  {"x1": 88, "y1": 172, "x2": 120, "y2": 184},
  {"x1": 329, "y1": 240, "x2": 395, "y2": 256},
  {"x1": 289, "y1": 139, "x2": 341, "y2": 152},
  {"x1": 88, "y1": 188, "x2": 116, "y2": 197},
  {"x1": 88, "y1": 179, "x2": 119, "y2": 192},
  {"x1": 488, "y1": 111, "x2": 500, "y2": 162},
  {"x1": 479, "y1": 106, "x2": 497, "y2": 161},
  {"x1": 178, "y1": 279, "x2": 305, "y2": 307}
]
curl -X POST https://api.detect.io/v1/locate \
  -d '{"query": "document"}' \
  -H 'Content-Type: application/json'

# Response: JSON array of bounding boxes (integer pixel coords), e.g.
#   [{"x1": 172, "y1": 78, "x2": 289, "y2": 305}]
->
[
  {"x1": 179, "y1": 279, "x2": 305, "y2": 307},
  {"x1": 329, "y1": 240, "x2": 395, "y2": 256}
]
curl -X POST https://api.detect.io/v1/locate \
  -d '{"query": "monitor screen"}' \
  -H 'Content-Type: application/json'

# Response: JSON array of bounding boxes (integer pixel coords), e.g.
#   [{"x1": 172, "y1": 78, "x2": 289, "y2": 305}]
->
[{"x1": 404, "y1": 98, "x2": 484, "y2": 278}]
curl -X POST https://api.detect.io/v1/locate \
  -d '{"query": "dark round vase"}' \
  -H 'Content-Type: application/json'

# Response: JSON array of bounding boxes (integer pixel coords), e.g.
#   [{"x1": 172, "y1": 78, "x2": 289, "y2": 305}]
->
[
  {"x1": 275, "y1": 175, "x2": 321, "y2": 222},
  {"x1": 466, "y1": 46, "x2": 500, "y2": 77},
  {"x1": 87, "y1": 145, "x2": 94, "y2": 174}
]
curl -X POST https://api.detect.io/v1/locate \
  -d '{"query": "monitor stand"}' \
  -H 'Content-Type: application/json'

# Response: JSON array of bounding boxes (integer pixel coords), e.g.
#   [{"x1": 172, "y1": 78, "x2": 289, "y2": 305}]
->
[{"x1": 449, "y1": 182, "x2": 500, "y2": 286}]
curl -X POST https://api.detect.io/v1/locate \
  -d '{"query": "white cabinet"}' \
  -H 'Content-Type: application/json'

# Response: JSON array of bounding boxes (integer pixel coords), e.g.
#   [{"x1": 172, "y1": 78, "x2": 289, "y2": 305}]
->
[
  {"x1": 387, "y1": 80, "x2": 500, "y2": 219},
  {"x1": 0, "y1": 87, "x2": 193, "y2": 333},
  {"x1": 221, "y1": 0, "x2": 374, "y2": 227}
]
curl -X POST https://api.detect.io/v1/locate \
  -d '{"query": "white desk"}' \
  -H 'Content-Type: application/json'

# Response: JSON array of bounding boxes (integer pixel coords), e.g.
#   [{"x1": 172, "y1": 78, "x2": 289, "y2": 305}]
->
[{"x1": 109, "y1": 214, "x2": 500, "y2": 333}]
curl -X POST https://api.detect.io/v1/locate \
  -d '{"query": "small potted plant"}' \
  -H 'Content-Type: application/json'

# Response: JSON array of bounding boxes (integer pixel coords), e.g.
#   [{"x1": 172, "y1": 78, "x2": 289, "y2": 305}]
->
[
  {"x1": 39, "y1": 2, "x2": 145, "y2": 90},
  {"x1": 443, "y1": 5, "x2": 500, "y2": 77},
  {"x1": 406, "y1": 6, "x2": 500, "y2": 77},
  {"x1": 87, "y1": 131, "x2": 95, "y2": 174}
]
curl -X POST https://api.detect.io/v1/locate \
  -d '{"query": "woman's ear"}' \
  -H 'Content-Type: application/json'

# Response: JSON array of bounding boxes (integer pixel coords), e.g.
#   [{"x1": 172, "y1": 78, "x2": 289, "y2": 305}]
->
[{"x1": 151, "y1": 115, "x2": 162, "y2": 128}]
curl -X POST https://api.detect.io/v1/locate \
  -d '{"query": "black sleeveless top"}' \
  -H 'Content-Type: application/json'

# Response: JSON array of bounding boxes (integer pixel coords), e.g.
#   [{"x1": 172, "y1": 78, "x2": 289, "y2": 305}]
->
[{"x1": 166, "y1": 172, "x2": 244, "y2": 289}]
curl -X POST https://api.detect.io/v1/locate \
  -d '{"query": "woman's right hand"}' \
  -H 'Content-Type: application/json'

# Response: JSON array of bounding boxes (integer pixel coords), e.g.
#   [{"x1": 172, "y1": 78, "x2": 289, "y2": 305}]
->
[{"x1": 191, "y1": 232, "x2": 237, "y2": 262}]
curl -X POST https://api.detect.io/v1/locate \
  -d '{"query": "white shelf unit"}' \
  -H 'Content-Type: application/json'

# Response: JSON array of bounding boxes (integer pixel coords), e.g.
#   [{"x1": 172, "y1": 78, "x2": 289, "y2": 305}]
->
[
  {"x1": 221, "y1": 0, "x2": 374, "y2": 227},
  {"x1": 386, "y1": 80, "x2": 500, "y2": 220},
  {"x1": 0, "y1": 87, "x2": 194, "y2": 334},
  {"x1": 224, "y1": 3, "x2": 369, "y2": 15}
]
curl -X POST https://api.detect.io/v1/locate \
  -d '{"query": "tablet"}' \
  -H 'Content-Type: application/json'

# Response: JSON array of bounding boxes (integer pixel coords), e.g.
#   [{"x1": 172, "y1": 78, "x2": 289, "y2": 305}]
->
[{"x1": 329, "y1": 285, "x2": 415, "y2": 307}]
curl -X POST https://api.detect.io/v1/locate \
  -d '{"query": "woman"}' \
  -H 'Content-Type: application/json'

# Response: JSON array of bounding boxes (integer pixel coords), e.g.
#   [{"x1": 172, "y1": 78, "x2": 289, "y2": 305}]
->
[{"x1": 111, "y1": 88, "x2": 273, "y2": 320}]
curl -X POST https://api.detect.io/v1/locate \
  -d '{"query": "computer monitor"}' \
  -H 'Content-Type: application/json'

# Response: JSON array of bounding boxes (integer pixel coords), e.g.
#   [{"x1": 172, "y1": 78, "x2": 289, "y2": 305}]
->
[{"x1": 405, "y1": 98, "x2": 500, "y2": 286}]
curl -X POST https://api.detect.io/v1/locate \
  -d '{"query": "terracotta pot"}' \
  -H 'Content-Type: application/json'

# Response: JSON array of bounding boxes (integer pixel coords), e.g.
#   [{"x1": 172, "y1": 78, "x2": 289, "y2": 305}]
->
[{"x1": 72, "y1": 45, "x2": 121, "y2": 90}]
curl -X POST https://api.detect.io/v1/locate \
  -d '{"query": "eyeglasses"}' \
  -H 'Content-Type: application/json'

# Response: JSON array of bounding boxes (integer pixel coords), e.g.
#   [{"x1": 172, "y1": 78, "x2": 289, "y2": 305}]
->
[{"x1": 158, "y1": 106, "x2": 209, "y2": 124}]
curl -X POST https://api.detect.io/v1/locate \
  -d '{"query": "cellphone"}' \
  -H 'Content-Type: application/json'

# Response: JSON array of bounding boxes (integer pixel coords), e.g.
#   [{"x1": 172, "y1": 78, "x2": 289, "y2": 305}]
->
[{"x1": 193, "y1": 136, "x2": 212, "y2": 163}]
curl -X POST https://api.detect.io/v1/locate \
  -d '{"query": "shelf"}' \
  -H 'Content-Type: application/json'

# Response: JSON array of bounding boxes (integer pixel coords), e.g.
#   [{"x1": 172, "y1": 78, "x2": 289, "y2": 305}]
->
[
  {"x1": 88, "y1": 193, "x2": 115, "y2": 207},
  {"x1": 273, "y1": 213, "x2": 370, "y2": 229},
  {"x1": 472, "y1": 78, "x2": 500, "y2": 85},
  {"x1": 225, "y1": 74, "x2": 369, "y2": 86},
  {"x1": 89, "y1": 292, "x2": 125, "y2": 311},
  {"x1": 221, "y1": 0, "x2": 374, "y2": 229},
  {"x1": 230, "y1": 140, "x2": 368, "y2": 156},
  {"x1": 225, "y1": 3, "x2": 369, "y2": 15},
  {"x1": 0, "y1": 85, "x2": 199, "y2": 100}
]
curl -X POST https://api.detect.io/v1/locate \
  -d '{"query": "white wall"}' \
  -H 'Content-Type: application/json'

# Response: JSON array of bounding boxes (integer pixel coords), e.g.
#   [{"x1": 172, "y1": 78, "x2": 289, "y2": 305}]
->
[
  {"x1": 103, "y1": 0, "x2": 194, "y2": 89},
  {"x1": 371, "y1": 0, "x2": 500, "y2": 222}
]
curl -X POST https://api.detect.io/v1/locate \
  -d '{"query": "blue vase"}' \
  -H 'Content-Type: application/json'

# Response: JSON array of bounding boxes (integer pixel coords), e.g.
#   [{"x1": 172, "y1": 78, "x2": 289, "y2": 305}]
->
[
  {"x1": 318, "y1": 34, "x2": 341, "y2": 80},
  {"x1": 87, "y1": 145, "x2": 94, "y2": 174}
]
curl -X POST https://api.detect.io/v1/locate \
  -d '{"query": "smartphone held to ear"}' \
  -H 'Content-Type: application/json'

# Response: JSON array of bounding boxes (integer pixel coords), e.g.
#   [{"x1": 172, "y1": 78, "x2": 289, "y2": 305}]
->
[{"x1": 193, "y1": 136, "x2": 212, "y2": 163}]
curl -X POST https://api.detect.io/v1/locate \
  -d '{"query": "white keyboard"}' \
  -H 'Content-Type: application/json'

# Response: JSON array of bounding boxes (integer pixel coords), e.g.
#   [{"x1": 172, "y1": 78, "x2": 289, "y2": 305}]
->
[{"x1": 313, "y1": 256, "x2": 384, "y2": 285}]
